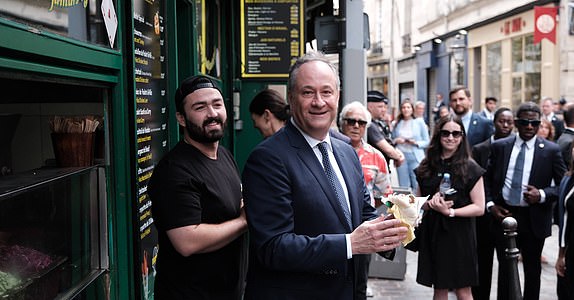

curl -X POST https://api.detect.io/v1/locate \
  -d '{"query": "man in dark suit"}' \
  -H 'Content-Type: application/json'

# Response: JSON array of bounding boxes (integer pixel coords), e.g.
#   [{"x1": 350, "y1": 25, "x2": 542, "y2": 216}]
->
[
  {"x1": 542, "y1": 97, "x2": 565, "y2": 140},
  {"x1": 432, "y1": 93, "x2": 446, "y2": 123},
  {"x1": 485, "y1": 102, "x2": 566, "y2": 300},
  {"x1": 479, "y1": 96, "x2": 497, "y2": 122},
  {"x1": 449, "y1": 86, "x2": 493, "y2": 147},
  {"x1": 242, "y1": 51, "x2": 407, "y2": 300},
  {"x1": 471, "y1": 107, "x2": 514, "y2": 300},
  {"x1": 557, "y1": 103, "x2": 574, "y2": 167}
]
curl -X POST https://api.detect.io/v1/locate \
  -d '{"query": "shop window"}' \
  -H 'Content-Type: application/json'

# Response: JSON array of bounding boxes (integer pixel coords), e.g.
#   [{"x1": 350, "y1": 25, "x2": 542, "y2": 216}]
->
[
  {"x1": 511, "y1": 35, "x2": 541, "y2": 106},
  {"x1": 0, "y1": 77, "x2": 109, "y2": 298},
  {"x1": 486, "y1": 42, "x2": 501, "y2": 101},
  {"x1": 0, "y1": 0, "x2": 115, "y2": 48},
  {"x1": 196, "y1": 0, "x2": 221, "y2": 77}
]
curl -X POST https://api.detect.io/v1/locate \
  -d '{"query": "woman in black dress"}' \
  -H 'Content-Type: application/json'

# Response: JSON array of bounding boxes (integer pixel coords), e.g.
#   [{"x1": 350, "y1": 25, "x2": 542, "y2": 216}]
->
[{"x1": 415, "y1": 115, "x2": 485, "y2": 299}]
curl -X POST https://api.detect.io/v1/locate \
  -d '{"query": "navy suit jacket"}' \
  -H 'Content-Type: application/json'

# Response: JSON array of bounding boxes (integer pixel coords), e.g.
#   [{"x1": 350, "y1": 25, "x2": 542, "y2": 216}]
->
[
  {"x1": 242, "y1": 121, "x2": 377, "y2": 300},
  {"x1": 485, "y1": 135, "x2": 566, "y2": 239},
  {"x1": 472, "y1": 137, "x2": 492, "y2": 169},
  {"x1": 466, "y1": 113, "x2": 493, "y2": 147}
]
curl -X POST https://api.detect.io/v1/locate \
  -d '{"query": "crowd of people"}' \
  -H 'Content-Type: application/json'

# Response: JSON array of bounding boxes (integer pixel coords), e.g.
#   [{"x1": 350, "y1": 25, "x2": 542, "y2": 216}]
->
[{"x1": 148, "y1": 50, "x2": 574, "y2": 300}]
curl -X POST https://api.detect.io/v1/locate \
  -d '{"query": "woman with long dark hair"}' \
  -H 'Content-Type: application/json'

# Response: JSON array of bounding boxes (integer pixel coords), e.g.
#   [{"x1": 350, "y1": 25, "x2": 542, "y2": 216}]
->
[{"x1": 415, "y1": 115, "x2": 485, "y2": 300}]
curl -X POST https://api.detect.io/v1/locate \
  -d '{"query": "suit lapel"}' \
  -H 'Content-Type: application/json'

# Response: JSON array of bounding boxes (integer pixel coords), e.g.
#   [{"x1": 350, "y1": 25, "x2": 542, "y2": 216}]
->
[
  {"x1": 501, "y1": 136, "x2": 515, "y2": 178},
  {"x1": 467, "y1": 114, "x2": 475, "y2": 136},
  {"x1": 285, "y1": 123, "x2": 353, "y2": 230},
  {"x1": 331, "y1": 140, "x2": 358, "y2": 228},
  {"x1": 530, "y1": 137, "x2": 546, "y2": 183}
]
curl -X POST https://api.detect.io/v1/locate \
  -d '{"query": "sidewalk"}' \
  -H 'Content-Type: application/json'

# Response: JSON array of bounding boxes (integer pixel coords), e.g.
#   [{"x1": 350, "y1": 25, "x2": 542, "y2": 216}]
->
[{"x1": 368, "y1": 225, "x2": 561, "y2": 299}]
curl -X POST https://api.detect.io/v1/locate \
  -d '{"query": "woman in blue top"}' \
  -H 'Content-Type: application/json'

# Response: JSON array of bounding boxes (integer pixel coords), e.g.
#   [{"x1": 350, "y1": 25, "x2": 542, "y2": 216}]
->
[{"x1": 392, "y1": 100, "x2": 430, "y2": 191}]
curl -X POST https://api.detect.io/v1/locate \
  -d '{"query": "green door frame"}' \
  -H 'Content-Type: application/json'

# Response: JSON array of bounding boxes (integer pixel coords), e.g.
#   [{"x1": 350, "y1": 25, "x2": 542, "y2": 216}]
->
[{"x1": 0, "y1": 8, "x2": 135, "y2": 299}]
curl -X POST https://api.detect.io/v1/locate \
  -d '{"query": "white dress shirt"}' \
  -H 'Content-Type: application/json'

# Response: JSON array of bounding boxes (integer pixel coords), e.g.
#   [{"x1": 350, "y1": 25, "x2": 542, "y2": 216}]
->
[
  {"x1": 291, "y1": 119, "x2": 354, "y2": 258},
  {"x1": 502, "y1": 136, "x2": 546, "y2": 206}
]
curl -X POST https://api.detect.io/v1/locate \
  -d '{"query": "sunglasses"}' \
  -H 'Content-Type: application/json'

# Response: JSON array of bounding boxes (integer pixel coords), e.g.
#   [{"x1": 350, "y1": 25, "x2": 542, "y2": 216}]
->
[
  {"x1": 439, "y1": 130, "x2": 464, "y2": 138},
  {"x1": 515, "y1": 119, "x2": 541, "y2": 127},
  {"x1": 344, "y1": 118, "x2": 367, "y2": 127}
]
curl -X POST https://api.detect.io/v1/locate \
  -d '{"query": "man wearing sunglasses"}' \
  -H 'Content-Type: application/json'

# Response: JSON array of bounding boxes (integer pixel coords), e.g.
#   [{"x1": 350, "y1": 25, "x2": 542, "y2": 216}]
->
[
  {"x1": 485, "y1": 102, "x2": 566, "y2": 300},
  {"x1": 542, "y1": 97, "x2": 565, "y2": 140},
  {"x1": 471, "y1": 107, "x2": 514, "y2": 300},
  {"x1": 449, "y1": 86, "x2": 493, "y2": 147}
]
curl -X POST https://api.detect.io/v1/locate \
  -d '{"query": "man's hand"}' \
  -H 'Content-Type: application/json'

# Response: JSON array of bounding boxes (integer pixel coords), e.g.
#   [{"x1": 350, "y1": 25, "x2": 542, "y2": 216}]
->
[
  {"x1": 523, "y1": 185, "x2": 541, "y2": 204},
  {"x1": 350, "y1": 216, "x2": 407, "y2": 255},
  {"x1": 490, "y1": 205, "x2": 511, "y2": 222},
  {"x1": 556, "y1": 255, "x2": 566, "y2": 277},
  {"x1": 393, "y1": 149, "x2": 405, "y2": 167}
]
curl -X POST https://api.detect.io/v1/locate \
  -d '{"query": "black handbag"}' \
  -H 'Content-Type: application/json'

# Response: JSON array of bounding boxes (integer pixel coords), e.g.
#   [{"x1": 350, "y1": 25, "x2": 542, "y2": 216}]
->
[{"x1": 404, "y1": 227, "x2": 420, "y2": 252}]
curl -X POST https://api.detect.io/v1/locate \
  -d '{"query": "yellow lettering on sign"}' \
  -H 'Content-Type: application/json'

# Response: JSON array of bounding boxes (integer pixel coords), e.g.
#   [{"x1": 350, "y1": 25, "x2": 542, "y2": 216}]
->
[{"x1": 50, "y1": 0, "x2": 89, "y2": 11}]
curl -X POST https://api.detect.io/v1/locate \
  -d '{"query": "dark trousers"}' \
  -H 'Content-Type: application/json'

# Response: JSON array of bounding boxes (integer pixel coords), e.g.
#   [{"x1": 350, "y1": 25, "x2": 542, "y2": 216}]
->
[
  {"x1": 495, "y1": 207, "x2": 545, "y2": 300},
  {"x1": 557, "y1": 274, "x2": 571, "y2": 300},
  {"x1": 472, "y1": 213, "x2": 496, "y2": 300}
]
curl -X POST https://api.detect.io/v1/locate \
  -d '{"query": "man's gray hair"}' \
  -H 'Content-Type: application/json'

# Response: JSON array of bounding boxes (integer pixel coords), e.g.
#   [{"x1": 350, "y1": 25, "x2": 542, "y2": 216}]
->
[{"x1": 287, "y1": 51, "x2": 341, "y2": 94}]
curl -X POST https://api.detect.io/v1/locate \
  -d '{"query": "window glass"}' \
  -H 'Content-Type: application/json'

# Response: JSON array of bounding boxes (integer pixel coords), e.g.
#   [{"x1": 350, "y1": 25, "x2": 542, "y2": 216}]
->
[
  {"x1": 0, "y1": 0, "x2": 114, "y2": 48},
  {"x1": 196, "y1": 0, "x2": 220, "y2": 77},
  {"x1": 512, "y1": 37, "x2": 523, "y2": 73},
  {"x1": 511, "y1": 34, "x2": 541, "y2": 105},
  {"x1": 512, "y1": 77, "x2": 522, "y2": 109},
  {"x1": 524, "y1": 35, "x2": 541, "y2": 73},
  {"x1": 486, "y1": 42, "x2": 501, "y2": 101}
]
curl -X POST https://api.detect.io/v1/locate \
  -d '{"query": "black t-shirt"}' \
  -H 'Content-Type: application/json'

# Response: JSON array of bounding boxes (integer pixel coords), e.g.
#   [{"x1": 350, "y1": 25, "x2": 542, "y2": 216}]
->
[{"x1": 148, "y1": 141, "x2": 247, "y2": 299}]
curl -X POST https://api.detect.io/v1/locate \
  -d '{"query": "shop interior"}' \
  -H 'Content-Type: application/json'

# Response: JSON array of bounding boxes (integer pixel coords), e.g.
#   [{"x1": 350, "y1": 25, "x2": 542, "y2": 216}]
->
[{"x1": 0, "y1": 75, "x2": 110, "y2": 298}]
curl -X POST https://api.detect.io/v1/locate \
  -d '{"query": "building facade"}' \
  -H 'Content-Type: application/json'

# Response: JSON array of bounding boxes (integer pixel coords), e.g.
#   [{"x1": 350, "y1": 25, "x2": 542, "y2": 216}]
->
[{"x1": 367, "y1": 0, "x2": 572, "y2": 122}]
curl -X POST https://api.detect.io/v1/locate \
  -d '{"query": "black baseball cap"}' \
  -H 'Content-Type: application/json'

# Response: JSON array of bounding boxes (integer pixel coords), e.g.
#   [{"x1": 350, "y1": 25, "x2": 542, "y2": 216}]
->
[
  {"x1": 367, "y1": 90, "x2": 389, "y2": 104},
  {"x1": 175, "y1": 75, "x2": 222, "y2": 112}
]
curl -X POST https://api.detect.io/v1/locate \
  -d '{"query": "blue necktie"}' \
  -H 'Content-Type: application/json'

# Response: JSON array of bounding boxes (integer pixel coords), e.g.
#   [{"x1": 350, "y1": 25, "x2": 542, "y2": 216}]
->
[
  {"x1": 318, "y1": 142, "x2": 352, "y2": 227},
  {"x1": 509, "y1": 142, "x2": 526, "y2": 205}
]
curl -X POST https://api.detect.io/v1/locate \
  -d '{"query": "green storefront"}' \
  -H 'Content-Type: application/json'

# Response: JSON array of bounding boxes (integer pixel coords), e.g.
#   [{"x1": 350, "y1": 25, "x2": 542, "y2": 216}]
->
[{"x1": 0, "y1": 0, "x2": 313, "y2": 298}]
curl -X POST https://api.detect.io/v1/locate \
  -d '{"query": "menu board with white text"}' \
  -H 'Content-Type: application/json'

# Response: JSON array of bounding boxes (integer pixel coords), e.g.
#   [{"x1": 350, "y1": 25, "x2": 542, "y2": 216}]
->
[
  {"x1": 133, "y1": 0, "x2": 167, "y2": 298},
  {"x1": 240, "y1": 0, "x2": 304, "y2": 78}
]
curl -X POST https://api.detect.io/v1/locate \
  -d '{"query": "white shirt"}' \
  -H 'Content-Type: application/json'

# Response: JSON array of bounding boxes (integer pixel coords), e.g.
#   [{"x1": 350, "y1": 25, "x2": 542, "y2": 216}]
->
[
  {"x1": 545, "y1": 112, "x2": 556, "y2": 122},
  {"x1": 290, "y1": 119, "x2": 354, "y2": 258},
  {"x1": 502, "y1": 136, "x2": 546, "y2": 206},
  {"x1": 461, "y1": 111, "x2": 472, "y2": 133},
  {"x1": 482, "y1": 108, "x2": 494, "y2": 121}
]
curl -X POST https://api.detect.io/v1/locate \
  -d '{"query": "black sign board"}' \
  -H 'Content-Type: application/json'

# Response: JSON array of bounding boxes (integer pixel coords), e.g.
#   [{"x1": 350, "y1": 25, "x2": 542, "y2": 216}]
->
[
  {"x1": 133, "y1": 0, "x2": 168, "y2": 298},
  {"x1": 240, "y1": 0, "x2": 304, "y2": 78}
]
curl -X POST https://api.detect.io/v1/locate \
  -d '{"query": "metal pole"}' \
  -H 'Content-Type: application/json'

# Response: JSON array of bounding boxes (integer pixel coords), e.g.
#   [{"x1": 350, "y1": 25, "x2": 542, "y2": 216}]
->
[{"x1": 503, "y1": 216, "x2": 522, "y2": 300}]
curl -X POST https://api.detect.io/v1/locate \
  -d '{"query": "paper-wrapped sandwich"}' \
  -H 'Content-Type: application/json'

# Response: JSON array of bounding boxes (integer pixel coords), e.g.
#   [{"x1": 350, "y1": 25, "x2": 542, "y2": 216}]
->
[{"x1": 385, "y1": 194, "x2": 428, "y2": 246}]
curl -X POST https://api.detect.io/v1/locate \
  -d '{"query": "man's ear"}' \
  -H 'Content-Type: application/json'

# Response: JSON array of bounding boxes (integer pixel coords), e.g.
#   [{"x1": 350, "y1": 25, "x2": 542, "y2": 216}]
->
[{"x1": 176, "y1": 112, "x2": 186, "y2": 127}]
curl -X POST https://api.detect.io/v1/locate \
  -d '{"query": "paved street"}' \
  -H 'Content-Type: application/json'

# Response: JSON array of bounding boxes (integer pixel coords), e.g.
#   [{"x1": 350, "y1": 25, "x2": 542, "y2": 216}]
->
[{"x1": 368, "y1": 225, "x2": 561, "y2": 299}]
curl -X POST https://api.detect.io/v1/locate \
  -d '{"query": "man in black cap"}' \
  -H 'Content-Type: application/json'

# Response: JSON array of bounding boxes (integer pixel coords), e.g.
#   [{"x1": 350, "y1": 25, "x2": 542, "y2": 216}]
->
[
  {"x1": 148, "y1": 75, "x2": 248, "y2": 299},
  {"x1": 366, "y1": 90, "x2": 404, "y2": 167}
]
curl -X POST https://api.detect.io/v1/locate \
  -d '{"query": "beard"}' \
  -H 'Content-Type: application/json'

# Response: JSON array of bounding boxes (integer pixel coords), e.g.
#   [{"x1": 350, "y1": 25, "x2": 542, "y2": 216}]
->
[{"x1": 184, "y1": 116, "x2": 226, "y2": 143}]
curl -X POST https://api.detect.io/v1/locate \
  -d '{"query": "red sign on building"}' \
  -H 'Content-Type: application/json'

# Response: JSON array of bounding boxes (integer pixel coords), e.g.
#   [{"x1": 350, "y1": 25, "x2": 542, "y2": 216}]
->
[{"x1": 534, "y1": 6, "x2": 558, "y2": 44}]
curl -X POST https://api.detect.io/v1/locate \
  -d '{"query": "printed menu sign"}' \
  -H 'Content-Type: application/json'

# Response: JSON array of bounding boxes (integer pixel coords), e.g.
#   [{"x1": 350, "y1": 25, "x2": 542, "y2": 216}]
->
[
  {"x1": 240, "y1": 0, "x2": 304, "y2": 78},
  {"x1": 133, "y1": 0, "x2": 167, "y2": 298}
]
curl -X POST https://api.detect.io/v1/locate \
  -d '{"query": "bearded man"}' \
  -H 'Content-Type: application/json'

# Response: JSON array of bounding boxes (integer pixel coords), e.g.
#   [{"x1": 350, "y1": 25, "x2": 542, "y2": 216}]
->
[{"x1": 148, "y1": 75, "x2": 248, "y2": 299}]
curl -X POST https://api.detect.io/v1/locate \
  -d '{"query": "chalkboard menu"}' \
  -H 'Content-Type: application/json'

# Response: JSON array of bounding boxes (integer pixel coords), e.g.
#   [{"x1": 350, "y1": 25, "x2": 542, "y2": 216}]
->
[
  {"x1": 240, "y1": 0, "x2": 304, "y2": 78},
  {"x1": 133, "y1": 0, "x2": 167, "y2": 298}
]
